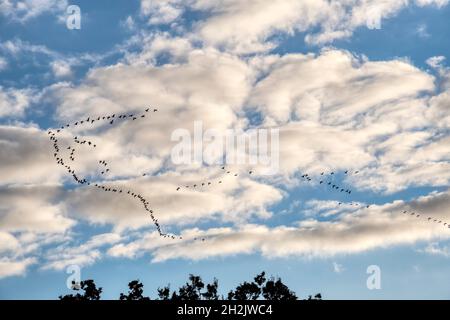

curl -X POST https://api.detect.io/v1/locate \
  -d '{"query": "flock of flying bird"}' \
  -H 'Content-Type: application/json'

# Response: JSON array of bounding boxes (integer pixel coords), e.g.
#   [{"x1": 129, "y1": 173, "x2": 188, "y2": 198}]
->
[
  {"x1": 297, "y1": 171, "x2": 450, "y2": 228},
  {"x1": 48, "y1": 107, "x2": 190, "y2": 241},
  {"x1": 48, "y1": 106, "x2": 450, "y2": 243}
]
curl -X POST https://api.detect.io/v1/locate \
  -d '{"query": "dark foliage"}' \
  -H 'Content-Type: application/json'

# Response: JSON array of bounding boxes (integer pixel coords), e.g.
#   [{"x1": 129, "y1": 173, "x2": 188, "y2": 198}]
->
[
  {"x1": 262, "y1": 278, "x2": 297, "y2": 300},
  {"x1": 202, "y1": 278, "x2": 220, "y2": 300},
  {"x1": 119, "y1": 280, "x2": 150, "y2": 300},
  {"x1": 228, "y1": 272, "x2": 298, "y2": 301},
  {"x1": 59, "y1": 279, "x2": 102, "y2": 300},
  {"x1": 59, "y1": 272, "x2": 321, "y2": 300},
  {"x1": 157, "y1": 285, "x2": 171, "y2": 300},
  {"x1": 307, "y1": 293, "x2": 322, "y2": 300}
]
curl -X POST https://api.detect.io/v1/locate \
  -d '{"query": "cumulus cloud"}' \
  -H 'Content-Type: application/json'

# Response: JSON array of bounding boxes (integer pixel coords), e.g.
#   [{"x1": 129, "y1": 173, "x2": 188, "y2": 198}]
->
[
  {"x1": 43, "y1": 233, "x2": 122, "y2": 270},
  {"x1": 426, "y1": 56, "x2": 446, "y2": 69},
  {"x1": 107, "y1": 189, "x2": 450, "y2": 262},
  {"x1": 139, "y1": 0, "x2": 450, "y2": 53},
  {"x1": 0, "y1": 38, "x2": 115, "y2": 78},
  {"x1": 416, "y1": 0, "x2": 449, "y2": 7},
  {"x1": 0, "y1": 257, "x2": 36, "y2": 279},
  {"x1": 0, "y1": 86, "x2": 34, "y2": 118},
  {"x1": 1, "y1": 0, "x2": 450, "y2": 278},
  {"x1": 1, "y1": 47, "x2": 448, "y2": 273},
  {"x1": 0, "y1": 185, "x2": 74, "y2": 234},
  {"x1": 0, "y1": 126, "x2": 67, "y2": 184},
  {"x1": 51, "y1": 60, "x2": 72, "y2": 78},
  {"x1": 420, "y1": 241, "x2": 450, "y2": 257},
  {"x1": 63, "y1": 170, "x2": 282, "y2": 231},
  {"x1": 0, "y1": 56, "x2": 7, "y2": 71},
  {"x1": 140, "y1": 0, "x2": 184, "y2": 25},
  {"x1": 35, "y1": 47, "x2": 448, "y2": 235},
  {"x1": 249, "y1": 50, "x2": 434, "y2": 125},
  {"x1": 0, "y1": 232, "x2": 19, "y2": 253},
  {"x1": 0, "y1": 0, "x2": 68, "y2": 22}
]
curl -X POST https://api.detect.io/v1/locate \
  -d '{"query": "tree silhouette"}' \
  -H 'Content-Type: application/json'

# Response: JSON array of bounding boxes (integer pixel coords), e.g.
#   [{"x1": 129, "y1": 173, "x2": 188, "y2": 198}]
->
[
  {"x1": 119, "y1": 280, "x2": 150, "y2": 300},
  {"x1": 262, "y1": 277, "x2": 297, "y2": 300},
  {"x1": 59, "y1": 279, "x2": 102, "y2": 300},
  {"x1": 228, "y1": 272, "x2": 265, "y2": 300},
  {"x1": 58, "y1": 272, "x2": 320, "y2": 300},
  {"x1": 157, "y1": 285, "x2": 171, "y2": 300},
  {"x1": 228, "y1": 272, "x2": 298, "y2": 301},
  {"x1": 173, "y1": 274, "x2": 205, "y2": 300},
  {"x1": 307, "y1": 293, "x2": 322, "y2": 300},
  {"x1": 202, "y1": 278, "x2": 219, "y2": 300}
]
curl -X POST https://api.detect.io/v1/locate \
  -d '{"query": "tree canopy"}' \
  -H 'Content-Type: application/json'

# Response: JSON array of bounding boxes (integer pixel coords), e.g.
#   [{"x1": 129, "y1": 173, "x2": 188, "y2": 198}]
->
[{"x1": 59, "y1": 271, "x2": 321, "y2": 301}]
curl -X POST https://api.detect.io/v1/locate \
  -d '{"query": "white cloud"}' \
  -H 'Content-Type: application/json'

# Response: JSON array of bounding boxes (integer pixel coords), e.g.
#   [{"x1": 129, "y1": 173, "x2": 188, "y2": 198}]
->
[
  {"x1": 30, "y1": 47, "x2": 447, "y2": 238},
  {"x1": 416, "y1": 0, "x2": 449, "y2": 7},
  {"x1": 1, "y1": 0, "x2": 450, "y2": 273},
  {"x1": 0, "y1": 0, "x2": 68, "y2": 22},
  {"x1": 140, "y1": 0, "x2": 184, "y2": 25},
  {"x1": 0, "y1": 86, "x2": 34, "y2": 118},
  {"x1": 0, "y1": 39, "x2": 116, "y2": 74},
  {"x1": 0, "y1": 257, "x2": 36, "y2": 279},
  {"x1": 64, "y1": 172, "x2": 282, "y2": 231},
  {"x1": 51, "y1": 60, "x2": 72, "y2": 78},
  {"x1": 0, "y1": 126, "x2": 67, "y2": 184},
  {"x1": 249, "y1": 50, "x2": 434, "y2": 125},
  {"x1": 138, "y1": 0, "x2": 450, "y2": 53},
  {"x1": 0, "y1": 39, "x2": 56, "y2": 56},
  {"x1": 106, "y1": 189, "x2": 450, "y2": 262},
  {"x1": 0, "y1": 56, "x2": 7, "y2": 71},
  {"x1": 124, "y1": 32, "x2": 194, "y2": 65},
  {"x1": 426, "y1": 56, "x2": 446, "y2": 69},
  {"x1": 421, "y1": 242, "x2": 450, "y2": 257},
  {"x1": 0, "y1": 232, "x2": 19, "y2": 253},
  {"x1": 43, "y1": 233, "x2": 122, "y2": 270},
  {"x1": 0, "y1": 185, "x2": 75, "y2": 234}
]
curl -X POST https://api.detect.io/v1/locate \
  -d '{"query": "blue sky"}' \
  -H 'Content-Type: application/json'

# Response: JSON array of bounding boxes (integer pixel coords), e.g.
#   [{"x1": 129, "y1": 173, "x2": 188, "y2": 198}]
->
[{"x1": 0, "y1": 0, "x2": 450, "y2": 299}]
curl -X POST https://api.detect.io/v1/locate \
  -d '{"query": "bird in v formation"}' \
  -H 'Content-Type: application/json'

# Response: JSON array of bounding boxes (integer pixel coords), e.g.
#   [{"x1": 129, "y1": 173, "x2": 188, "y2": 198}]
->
[{"x1": 48, "y1": 106, "x2": 450, "y2": 243}]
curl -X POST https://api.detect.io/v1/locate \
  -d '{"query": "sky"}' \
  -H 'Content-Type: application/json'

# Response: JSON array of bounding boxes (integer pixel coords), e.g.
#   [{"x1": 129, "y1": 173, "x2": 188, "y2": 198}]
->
[{"x1": 0, "y1": 0, "x2": 450, "y2": 300}]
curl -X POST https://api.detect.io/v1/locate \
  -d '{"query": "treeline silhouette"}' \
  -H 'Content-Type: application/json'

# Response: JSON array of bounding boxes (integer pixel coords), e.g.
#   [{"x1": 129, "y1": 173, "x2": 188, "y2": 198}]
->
[{"x1": 59, "y1": 272, "x2": 322, "y2": 301}]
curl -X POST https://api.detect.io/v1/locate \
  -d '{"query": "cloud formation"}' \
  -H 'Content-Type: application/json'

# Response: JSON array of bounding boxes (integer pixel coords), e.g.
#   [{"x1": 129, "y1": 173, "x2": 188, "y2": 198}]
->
[
  {"x1": 139, "y1": 0, "x2": 450, "y2": 52},
  {"x1": 0, "y1": 0, "x2": 68, "y2": 22},
  {"x1": 0, "y1": 1, "x2": 449, "y2": 279},
  {"x1": 107, "y1": 189, "x2": 450, "y2": 262}
]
